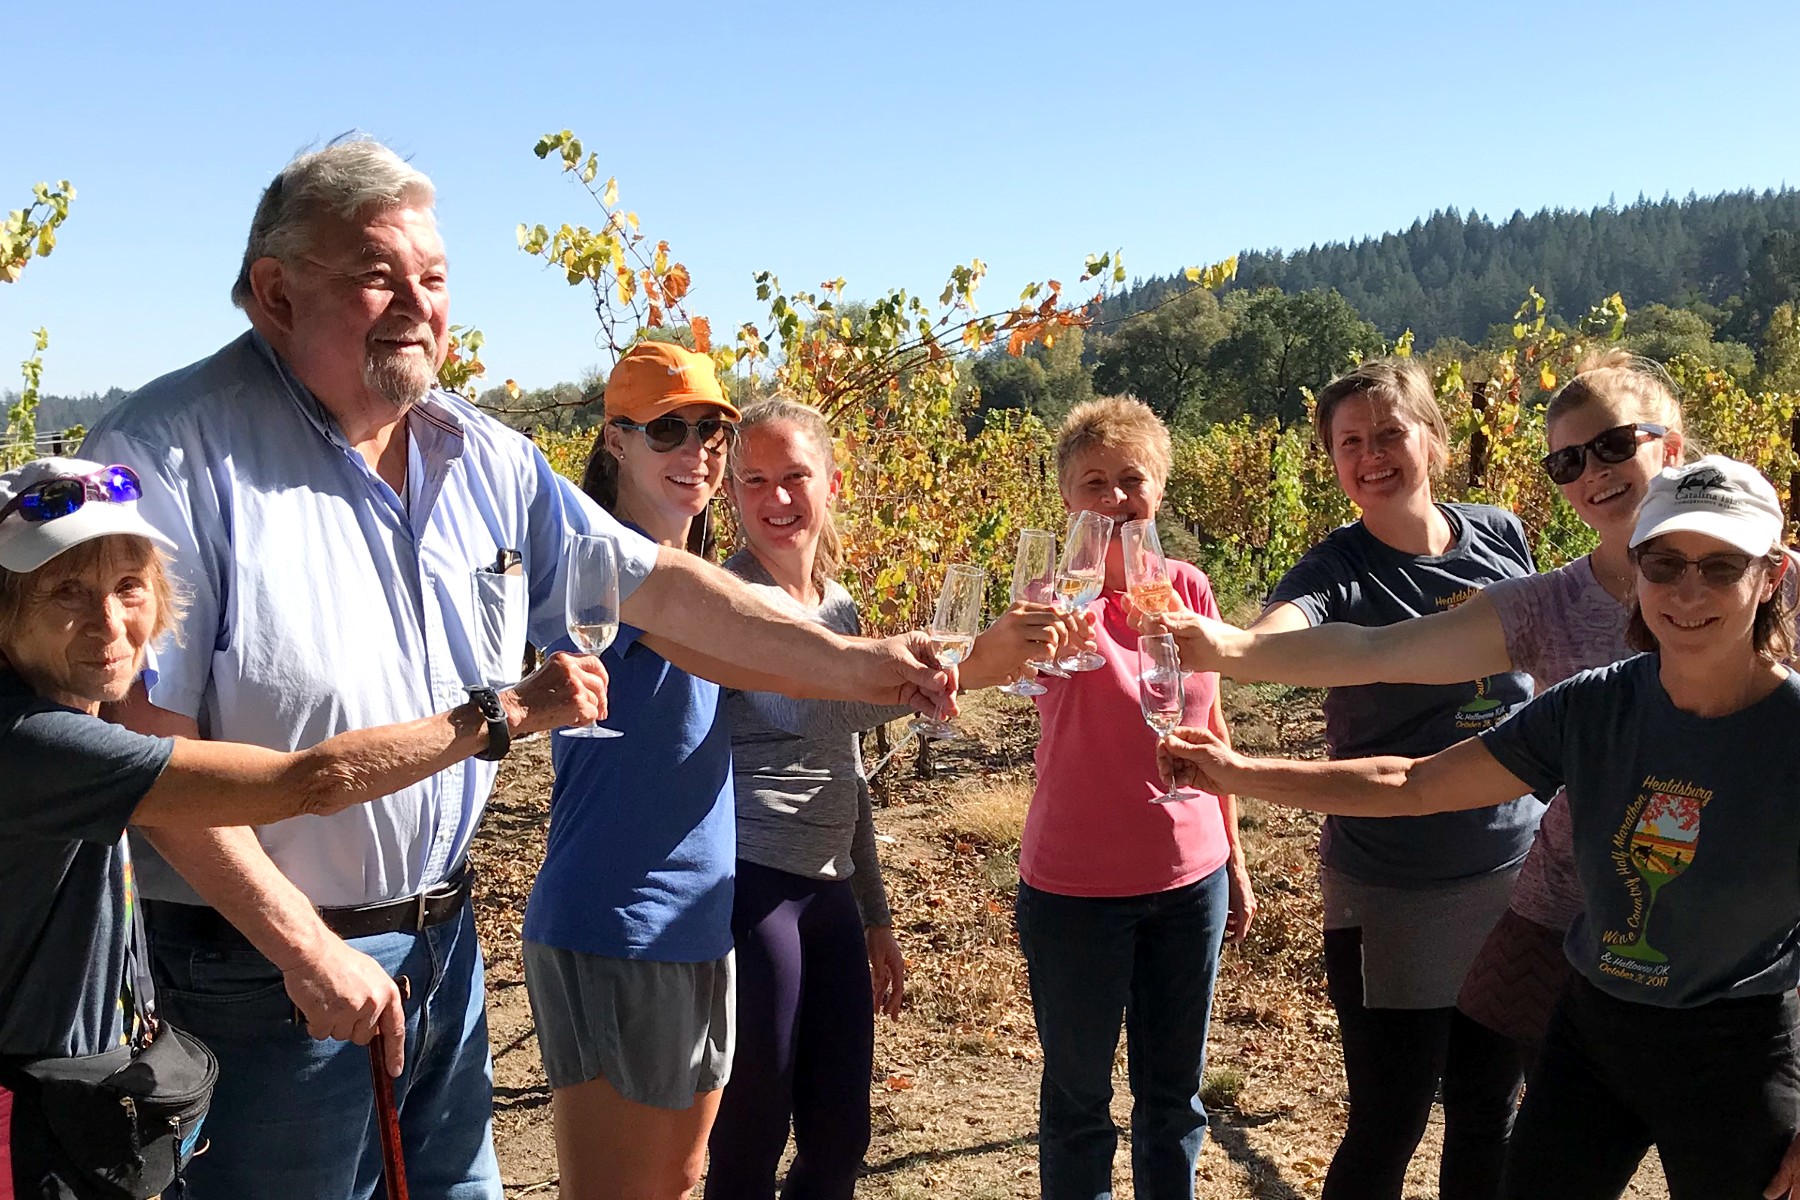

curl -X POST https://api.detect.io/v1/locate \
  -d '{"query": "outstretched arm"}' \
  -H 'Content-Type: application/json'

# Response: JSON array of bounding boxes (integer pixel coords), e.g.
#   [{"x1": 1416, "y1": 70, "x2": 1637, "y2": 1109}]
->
[
  {"x1": 622, "y1": 548, "x2": 951, "y2": 712},
  {"x1": 1146, "y1": 592, "x2": 1513, "y2": 687},
  {"x1": 1158, "y1": 726, "x2": 1529, "y2": 818},
  {"x1": 131, "y1": 653, "x2": 604, "y2": 828}
]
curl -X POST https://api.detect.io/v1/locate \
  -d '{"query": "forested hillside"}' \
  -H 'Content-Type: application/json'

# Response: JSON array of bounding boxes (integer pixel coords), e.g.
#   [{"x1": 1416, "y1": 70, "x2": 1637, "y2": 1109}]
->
[{"x1": 1101, "y1": 189, "x2": 1800, "y2": 347}]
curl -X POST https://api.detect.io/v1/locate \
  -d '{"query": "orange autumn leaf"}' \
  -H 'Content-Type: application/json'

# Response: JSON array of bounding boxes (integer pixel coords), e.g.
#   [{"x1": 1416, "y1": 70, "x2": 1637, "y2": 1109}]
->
[
  {"x1": 691, "y1": 316, "x2": 712, "y2": 353},
  {"x1": 663, "y1": 263, "x2": 692, "y2": 303}
]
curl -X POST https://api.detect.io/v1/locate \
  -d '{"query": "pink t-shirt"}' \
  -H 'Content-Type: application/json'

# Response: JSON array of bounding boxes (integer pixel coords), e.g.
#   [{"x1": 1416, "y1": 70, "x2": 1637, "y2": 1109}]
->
[{"x1": 1021, "y1": 559, "x2": 1233, "y2": 897}]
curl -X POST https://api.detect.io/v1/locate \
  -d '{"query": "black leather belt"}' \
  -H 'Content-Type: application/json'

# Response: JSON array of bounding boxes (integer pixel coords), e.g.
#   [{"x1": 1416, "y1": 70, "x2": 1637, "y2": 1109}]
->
[{"x1": 144, "y1": 865, "x2": 475, "y2": 944}]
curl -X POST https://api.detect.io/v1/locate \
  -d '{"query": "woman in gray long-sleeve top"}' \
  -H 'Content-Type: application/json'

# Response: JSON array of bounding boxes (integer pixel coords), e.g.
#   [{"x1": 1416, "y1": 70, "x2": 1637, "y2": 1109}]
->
[{"x1": 704, "y1": 399, "x2": 1060, "y2": 1199}]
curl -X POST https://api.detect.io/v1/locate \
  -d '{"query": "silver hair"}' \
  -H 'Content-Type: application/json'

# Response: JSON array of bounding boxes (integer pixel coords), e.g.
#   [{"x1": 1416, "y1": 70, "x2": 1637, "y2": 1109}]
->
[{"x1": 230, "y1": 136, "x2": 436, "y2": 310}]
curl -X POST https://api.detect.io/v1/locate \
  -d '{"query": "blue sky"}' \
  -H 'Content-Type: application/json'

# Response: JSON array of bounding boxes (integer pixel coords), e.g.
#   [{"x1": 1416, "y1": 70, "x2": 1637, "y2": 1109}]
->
[{"x1": 5, "y1": 0, "x2": 1797, "y2": 396}]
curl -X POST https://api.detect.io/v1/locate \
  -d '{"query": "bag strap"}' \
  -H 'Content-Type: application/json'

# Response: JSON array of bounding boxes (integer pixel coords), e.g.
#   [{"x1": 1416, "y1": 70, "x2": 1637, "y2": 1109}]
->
[{"x1": 121, "y1": 837, "x2": 158, "y2": 1047}]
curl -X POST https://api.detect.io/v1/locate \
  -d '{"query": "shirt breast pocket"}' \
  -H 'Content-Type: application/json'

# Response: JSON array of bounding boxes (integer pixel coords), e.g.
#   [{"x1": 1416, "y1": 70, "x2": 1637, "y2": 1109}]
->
[{"x1": 471, "y1": 568, "x2": 529, "y2": 687}]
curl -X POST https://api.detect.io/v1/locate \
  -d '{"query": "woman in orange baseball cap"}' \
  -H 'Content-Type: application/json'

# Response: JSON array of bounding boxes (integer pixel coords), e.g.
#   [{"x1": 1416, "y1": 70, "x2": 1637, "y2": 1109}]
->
[
  {"x1": 583, "y1": 340, "x2": 742, "y2": 555},
  {"x1": 523, "y1": 340, "x2": 745, "y2": 1199}
]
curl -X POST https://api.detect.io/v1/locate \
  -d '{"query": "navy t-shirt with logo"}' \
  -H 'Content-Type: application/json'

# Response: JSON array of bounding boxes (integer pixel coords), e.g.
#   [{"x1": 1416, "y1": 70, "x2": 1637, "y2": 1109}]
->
[
  {"x1": 0, "y1": 669, "x2": 173, "y2": 1057},
  {"x1": 1269, "y1": 503, "x2": 1542, "y2": 886},
  {"x1": 1481, "y1": 655, "x2": 1800, "y2": 1008}
]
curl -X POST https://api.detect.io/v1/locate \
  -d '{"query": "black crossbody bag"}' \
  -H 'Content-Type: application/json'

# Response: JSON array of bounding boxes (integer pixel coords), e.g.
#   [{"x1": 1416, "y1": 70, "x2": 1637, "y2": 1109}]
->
[{"x1": 2, "y1": 888, "x2": 217, "y2": 1199}]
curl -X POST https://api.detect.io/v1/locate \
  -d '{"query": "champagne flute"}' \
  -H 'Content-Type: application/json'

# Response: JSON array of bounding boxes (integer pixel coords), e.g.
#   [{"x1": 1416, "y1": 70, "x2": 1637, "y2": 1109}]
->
[
  {"x1": 1122, "y1": 518, "x2": 1176, "y2": 615},
  {"x1": 1001, "y1": 528, "x2": 1060, "y2": 697},
  {"x1": 561, "y1": 534, "x2": 623, "y2": 739},
  {"x1": 1138, "y1": 633, "x2": 1186, "y2": 803},
  {"x1": 911, "y1": 564, "x2": 985, "y2": 740},
  {"x1": 1055, "y1": 510, "x2": 1113, "y2": 672}
]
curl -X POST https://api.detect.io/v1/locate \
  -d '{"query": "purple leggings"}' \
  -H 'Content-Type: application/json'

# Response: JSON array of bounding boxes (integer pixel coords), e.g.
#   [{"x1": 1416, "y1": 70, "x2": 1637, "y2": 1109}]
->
[{"x1": 706, "y1": 860, "x2": 875, "y2": 1200}]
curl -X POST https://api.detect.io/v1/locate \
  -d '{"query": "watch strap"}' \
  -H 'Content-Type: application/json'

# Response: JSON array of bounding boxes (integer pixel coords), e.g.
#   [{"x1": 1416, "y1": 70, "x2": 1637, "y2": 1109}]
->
[{"x1": 467, "y1": 687, "x2": 511, "y2": 761}]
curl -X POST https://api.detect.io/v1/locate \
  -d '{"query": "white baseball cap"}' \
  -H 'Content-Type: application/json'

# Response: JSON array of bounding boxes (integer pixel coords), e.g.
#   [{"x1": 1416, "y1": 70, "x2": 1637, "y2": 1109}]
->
[
  {"x1": 1629, "y1": 455, "x2": 1785, "y2": 558},
  {"x1": 0, "y1": 457, "x2": 176, "y2": 573}
]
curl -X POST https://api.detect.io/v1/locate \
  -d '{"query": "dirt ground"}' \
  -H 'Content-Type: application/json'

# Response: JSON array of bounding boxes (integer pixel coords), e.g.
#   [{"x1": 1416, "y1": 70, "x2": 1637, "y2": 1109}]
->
[{"x1": 471, "y1": 686, "x2": 1669, "y2": 1199}]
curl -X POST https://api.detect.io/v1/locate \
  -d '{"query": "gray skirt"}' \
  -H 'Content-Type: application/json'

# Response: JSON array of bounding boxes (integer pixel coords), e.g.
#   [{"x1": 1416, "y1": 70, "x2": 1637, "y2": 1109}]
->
[
  {"x1": 1320, "y1": 864, "x2": 1520, "y2": 1009},
  {"x1": 523, "y1": 941, "x2": 735, "y2": 1109}
]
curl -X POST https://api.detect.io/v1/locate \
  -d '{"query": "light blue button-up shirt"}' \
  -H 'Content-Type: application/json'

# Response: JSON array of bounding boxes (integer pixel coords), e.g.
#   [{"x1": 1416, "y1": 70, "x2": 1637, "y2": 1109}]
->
[{"x1": 83, "y1": 331, "x2": 659, "y2": 907}]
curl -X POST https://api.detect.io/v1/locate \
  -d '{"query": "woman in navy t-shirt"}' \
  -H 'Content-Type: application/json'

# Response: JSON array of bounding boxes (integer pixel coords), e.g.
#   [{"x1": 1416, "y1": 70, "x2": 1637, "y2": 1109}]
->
[
  {"x1": 1249, "y1": 359, "x2": 1539, "y2": 1200},
  {"x1": 1160, "y1": 456, "x2": 1800, "y2": 1200}
]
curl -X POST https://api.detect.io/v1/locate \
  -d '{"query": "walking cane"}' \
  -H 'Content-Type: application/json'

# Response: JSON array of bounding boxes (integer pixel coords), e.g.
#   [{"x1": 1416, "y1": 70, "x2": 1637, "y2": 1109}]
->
[
  {"x1": 369, "y1": 1033, "x2": 410, "y2": 1200},
  {"x1": 296, "y1": 978, "x2": 413, "y2": 1199}
]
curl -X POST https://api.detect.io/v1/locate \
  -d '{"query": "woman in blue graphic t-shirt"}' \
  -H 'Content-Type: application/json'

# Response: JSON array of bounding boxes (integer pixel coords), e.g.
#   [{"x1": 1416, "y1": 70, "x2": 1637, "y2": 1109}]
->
[
  {"x1": 1236, "y1": 358, "x2": 1538, "y2": 1200},
  {"x1": 1160, "y1": 455, "x2": 1800, "y2": 1200}
]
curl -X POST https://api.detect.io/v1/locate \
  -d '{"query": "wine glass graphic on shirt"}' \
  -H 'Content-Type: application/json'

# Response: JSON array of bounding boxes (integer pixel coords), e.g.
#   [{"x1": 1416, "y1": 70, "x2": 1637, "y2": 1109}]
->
[{"x1": 1613, "y1": 791, "x2": 1702, "y2": 964}]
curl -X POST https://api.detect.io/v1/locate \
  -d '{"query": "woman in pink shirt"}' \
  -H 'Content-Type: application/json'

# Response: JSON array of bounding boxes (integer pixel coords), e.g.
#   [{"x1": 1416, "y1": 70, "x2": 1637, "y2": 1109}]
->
[{"x1": 1017, "y1": 396, "x2": 1256, "y2": 1200}]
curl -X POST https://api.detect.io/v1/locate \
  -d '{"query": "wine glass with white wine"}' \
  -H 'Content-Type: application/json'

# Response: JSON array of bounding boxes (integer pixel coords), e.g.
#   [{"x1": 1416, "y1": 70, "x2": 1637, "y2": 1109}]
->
[
  {"x1": 1055, "y1": 510, "x2": 1113, "y2": 672},
  {"x1": 1138, "y1": 633, "x2": 1186, "y2": 803},
  {"x1": 561, "y1": 534, "x2": 623, "y2": 739},
  {"x1": 911, "y1": 564, "x2": 986, "y2": 740},
  {"x1": 1000, "y1": 529, "x2": 1063, "y2": 697},
  {"x1": 1122, "y1": 518, "x2": 1175, "y2": 616}
]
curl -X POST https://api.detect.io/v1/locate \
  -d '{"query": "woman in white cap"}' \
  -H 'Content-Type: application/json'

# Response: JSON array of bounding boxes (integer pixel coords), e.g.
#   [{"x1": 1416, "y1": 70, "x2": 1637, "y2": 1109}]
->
[
  {"x1": 0, "y1": 458, "x2": 604, "y2": 1199},
  {"x1": 1157, "y1": 455, "x2": 1800, "y2": 1199}
]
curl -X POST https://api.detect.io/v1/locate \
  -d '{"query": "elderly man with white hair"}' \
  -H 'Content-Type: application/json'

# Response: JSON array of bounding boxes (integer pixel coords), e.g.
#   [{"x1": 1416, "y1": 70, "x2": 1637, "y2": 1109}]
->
[{"x1": 82, "y1": 137, "x2": 953, "y2": 1200}]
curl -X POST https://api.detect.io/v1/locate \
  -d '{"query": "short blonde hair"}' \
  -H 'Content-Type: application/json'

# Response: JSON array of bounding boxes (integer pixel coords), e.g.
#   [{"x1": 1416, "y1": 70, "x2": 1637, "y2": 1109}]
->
[
  {"x1": 1054, "y1": 396, "x2": 1173, "y2": 487},
  {"x1": 0, "y1": 536, "x2": 186, "y2": 648},
  {"x1": 1315, "y1": 357, "x2": 1450, "y2": 472},
  {"x1": 1547, "y1": 349, "x2": 1687, "y2": 442}
]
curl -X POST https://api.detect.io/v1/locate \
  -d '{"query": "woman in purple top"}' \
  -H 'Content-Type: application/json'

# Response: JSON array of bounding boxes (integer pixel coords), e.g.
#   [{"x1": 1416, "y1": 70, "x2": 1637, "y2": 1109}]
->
[{"x1": 1148, "y1": 349, "x2": 1690, "y2": 1052}]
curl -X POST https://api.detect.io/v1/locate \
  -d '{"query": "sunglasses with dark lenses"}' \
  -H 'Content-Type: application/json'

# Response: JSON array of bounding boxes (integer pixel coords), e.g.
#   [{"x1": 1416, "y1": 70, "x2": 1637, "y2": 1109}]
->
[
  {"x1": 612, "y1": 415, "x2": 738, "y2": 453},
  {"x1": 1541, "y1": 423, "x2": 1667, "y2": 486},
  {"x1": 1633, "y1": 548, "x2": 1758, "y2": 587},
  {"x1": 0, "y1": 464, "x2": 144, "y2": 525}
]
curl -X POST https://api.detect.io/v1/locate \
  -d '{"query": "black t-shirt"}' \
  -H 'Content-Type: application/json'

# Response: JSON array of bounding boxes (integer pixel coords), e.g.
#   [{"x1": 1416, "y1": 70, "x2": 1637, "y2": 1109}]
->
[
  {"x1": 1269, "y1": 503, "x2": 1541, "y2": 885},
  {"x1": 1482, "y1": 656, "x2": 1800, "y2": 1007},
  {"x1": 0, "y1": 669, "x2": 172, "y2": 1056}
]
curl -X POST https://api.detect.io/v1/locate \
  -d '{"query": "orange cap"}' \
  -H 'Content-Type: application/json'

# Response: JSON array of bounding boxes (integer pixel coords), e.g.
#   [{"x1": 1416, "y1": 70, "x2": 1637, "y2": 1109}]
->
[{"x1": 603, "y1": 342, "x2": 741, "y2": 424}]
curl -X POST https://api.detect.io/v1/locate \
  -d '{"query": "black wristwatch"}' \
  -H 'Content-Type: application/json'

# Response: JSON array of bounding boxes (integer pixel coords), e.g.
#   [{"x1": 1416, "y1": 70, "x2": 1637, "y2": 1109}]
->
[{"x1": 467, "y1": 687, "x2": 511, "y2": 762}]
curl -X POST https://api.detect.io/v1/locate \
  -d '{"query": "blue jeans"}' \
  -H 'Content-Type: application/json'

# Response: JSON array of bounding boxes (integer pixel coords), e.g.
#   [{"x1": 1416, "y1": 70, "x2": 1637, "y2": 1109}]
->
[
  {"x1": 1015, "y1": 868, "x2": 1229, "y2": 1200},
  {"x1": 147, "y1": 903, "x2": 501, "y2": 1200}
]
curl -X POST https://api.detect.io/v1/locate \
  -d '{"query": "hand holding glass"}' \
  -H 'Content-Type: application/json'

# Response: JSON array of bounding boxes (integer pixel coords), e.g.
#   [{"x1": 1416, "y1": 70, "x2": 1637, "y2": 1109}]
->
[
  {"x1": 1122, "y1": 518, "x2": 1175, "y2": 615},
  {"x1": 1138, "y1": 633, "x2": 1186, "y2": 803},
  {"x1": 912, "y1": 564, "x2": 985, "y2": 740},
  {"x1": 1001, "y1": 529, "x2": 1061, "y2": 696},
  {"x1": 1055, "y1": 510, "x2": 1113, "y2": 672},
  {"x1": 562, "y1": 534, "x2": 623, "y2": 739}
]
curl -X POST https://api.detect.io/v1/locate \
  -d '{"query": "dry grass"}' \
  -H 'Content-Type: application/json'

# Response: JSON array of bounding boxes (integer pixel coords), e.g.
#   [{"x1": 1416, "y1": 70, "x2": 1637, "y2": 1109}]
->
[{"x1": 944, "y1": 778, "x2": 1031, "y2": 851}]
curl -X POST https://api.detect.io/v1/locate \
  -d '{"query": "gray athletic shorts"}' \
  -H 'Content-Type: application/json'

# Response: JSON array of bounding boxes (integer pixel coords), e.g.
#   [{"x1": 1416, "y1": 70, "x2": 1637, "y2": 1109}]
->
[{"x1": 522, "y1": 941, "x2": 735, "y2": 1109}]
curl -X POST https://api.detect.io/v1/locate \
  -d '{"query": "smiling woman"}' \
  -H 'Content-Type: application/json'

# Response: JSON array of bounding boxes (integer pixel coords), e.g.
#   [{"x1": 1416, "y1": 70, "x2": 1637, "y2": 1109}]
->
[
  {"x1": 1141, "y1": 352, "x2": 1697, "y2": 1062},
  {"x1": 0, "y1": 457, "x2": 604, "y2": 1198},
  {"x1": 1248, "y1": 357, "x2": 1540, "y2": 1200},
  {"x1": 522, "y1": 341, "x2": 745, "y2": 1200},
  {"x1": 1158, "y1": 457, "x2": 1800, "y2": 1199}
]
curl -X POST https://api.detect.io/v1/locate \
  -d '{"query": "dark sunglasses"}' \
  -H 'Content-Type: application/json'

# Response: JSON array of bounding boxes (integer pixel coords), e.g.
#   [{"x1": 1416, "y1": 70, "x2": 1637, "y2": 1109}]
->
[
  {"x1": 1633, "y1": 547, "x2": 1759, "y2": 587},
  {"x1": 0, "y1": 464, "x2": 143, "y2": 525},
  {"x1": 1541, "y1": 423, "x2": 1667, "y2": 486},
  {"x1": 611, "y1": 415, "x2": 738, "y2": 453}
]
